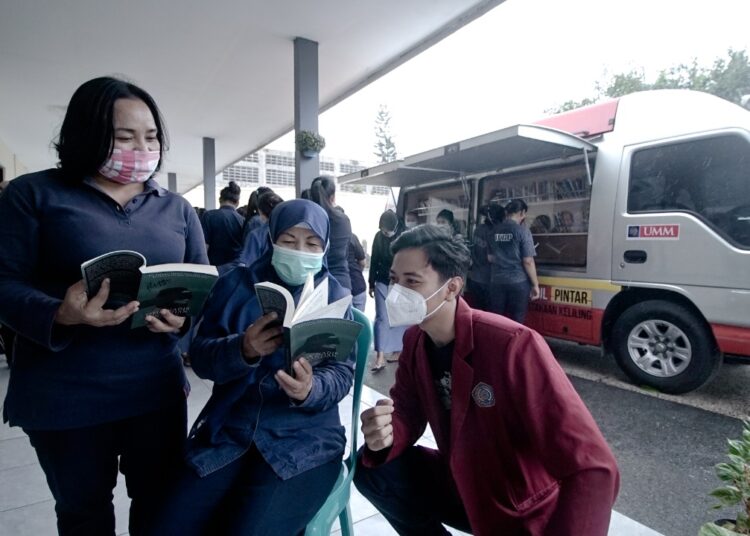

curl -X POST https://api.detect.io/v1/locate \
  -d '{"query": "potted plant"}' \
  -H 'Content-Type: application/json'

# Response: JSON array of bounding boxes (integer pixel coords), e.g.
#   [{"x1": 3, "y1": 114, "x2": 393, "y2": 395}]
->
[
  {"x1": 699, "y1": 419, "x2": 750, "y2": 535},
  {"x1": 295, "y1": 130, "x2": 326, "y2": 158}
]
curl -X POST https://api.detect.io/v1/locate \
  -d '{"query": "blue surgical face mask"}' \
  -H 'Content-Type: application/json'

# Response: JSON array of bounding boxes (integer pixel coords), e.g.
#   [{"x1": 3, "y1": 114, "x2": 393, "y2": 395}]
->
[{"x1": 271, "y1": 244, "x2": 324, "y2": 286}]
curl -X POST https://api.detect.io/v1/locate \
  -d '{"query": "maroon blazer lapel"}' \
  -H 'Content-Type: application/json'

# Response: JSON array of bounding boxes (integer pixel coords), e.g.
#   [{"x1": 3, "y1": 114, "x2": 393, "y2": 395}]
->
[{"x1": 450, "y1": 298, "x2": 475, "y2": 453}]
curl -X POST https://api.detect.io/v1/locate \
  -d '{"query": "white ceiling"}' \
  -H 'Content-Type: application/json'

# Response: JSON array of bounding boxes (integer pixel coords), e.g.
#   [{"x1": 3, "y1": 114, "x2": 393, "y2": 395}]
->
[{"x1": 0, "y1": 0, "x2": 503, "y2": 193}]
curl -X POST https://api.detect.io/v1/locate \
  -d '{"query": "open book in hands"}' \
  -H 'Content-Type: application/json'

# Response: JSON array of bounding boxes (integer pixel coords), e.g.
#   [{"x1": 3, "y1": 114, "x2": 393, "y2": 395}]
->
[
  {"x1": 81, "y1": 250, "x2": 218, "y2": 329},
  {"x1": 254, "y1": 273, "x2": 362, "y2": 375}
]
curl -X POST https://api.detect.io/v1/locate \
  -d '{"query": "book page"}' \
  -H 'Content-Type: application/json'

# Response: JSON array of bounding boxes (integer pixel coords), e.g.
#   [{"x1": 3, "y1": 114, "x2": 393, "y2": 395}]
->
[
  {"x1": 255, "y1": 281, "x2": 295, "y2": 328},
  {"x1": 292, "y1": 277, "x2": 329, "y2": 324},
  {"x1": 140, "y1": 263, "x2": 217, "y2": 275},
  {"x1": 294, "y1": 293, "x2": 351, "y2": 324}
]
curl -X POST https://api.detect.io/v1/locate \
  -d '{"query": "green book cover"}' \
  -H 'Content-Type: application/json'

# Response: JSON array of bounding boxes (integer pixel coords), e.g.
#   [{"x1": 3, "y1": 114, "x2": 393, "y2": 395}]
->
[
  {"x1": 287, "y1": 318, "x2": 362, "y2": 374},
  {"x1": 130, "y1": 264, "x2": 218, "y2": 328}
]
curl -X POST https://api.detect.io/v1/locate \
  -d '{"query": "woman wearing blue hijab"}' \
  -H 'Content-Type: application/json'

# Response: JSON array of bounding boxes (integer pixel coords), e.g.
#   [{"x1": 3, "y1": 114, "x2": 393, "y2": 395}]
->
[{"x1": 150, "y1": 200, "x2": 355, "y2": 535}]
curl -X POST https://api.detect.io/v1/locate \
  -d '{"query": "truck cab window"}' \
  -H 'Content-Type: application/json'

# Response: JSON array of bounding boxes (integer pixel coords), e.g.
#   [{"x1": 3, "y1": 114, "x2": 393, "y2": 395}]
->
[{"x1": 628, "y1": 134, "x2": 750, "y2": 249}]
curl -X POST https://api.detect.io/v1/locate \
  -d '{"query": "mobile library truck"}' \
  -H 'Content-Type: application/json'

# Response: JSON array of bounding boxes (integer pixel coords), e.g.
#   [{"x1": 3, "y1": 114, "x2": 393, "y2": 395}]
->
[{"x1": 339, "y1": 90, "x2": 750, "y2": 394}]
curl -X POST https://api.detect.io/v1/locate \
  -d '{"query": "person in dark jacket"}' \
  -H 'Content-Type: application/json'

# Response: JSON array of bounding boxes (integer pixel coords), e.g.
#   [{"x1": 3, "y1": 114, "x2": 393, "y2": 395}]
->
[
  {"x1": 369, "y1": 210, "x2": 407, "y2": 371},
  {"x1": 465, "y1": 205, "x2": 496, "y2": 311},
  {"x1": 0, "y1": 77, "x2": 207, "y2": 535},
  {"x1": 355, "y1": 225, "x2": 619, "y2": 536},
  {"x1": 348, "y1": 233, "x2": 367, "y2": 312},
  {"x1": 202, "y1": 181, "x2": 244, "y2": 266},
  {"x1": 310, "y1": 176, "x2": 352, "y2": 291},
  {"x1": 149, "y1": 199, "x2": 354, "y2": 535},
  {"x1": 241, "y1": 186, "x2": 273, "y2": 240}
]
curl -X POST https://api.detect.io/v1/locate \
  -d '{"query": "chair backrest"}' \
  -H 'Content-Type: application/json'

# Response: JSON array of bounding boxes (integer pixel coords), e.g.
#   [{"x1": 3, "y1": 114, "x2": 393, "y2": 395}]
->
[{"x1": 348, "y1": 308, "x2": 373, "y2": 470}]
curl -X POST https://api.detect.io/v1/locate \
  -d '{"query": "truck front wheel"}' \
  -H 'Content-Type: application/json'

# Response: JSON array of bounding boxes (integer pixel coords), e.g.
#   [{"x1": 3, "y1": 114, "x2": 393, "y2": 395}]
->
[{"x1": 611, "y1": 300, "x2": 721, "y2": 394}]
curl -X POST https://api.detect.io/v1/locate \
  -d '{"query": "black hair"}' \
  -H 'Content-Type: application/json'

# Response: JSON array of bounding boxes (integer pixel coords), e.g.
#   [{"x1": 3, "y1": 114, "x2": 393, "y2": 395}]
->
[
  {"x1": 378, "y1": 210, "x2": 398, "y2": 233},
  {"x1": 504, "y1": 199, "x2": 528, "y2": 215},
  {"x1": 257, "y1": 191, "x2": 284, "y2": 218},
  {"x1": 310, "y1": 176, "x2": 336, "y2": 212},
  {"x1": 390, "y1": 224, "x2": 471, "y2": 282},
  {"x1": 300, "y1": 188, "x2": 311, "y2": 200},
  {"x1": 242, "y1": 186, "x2": 273, "y2": 234},
  {"x1": 219, "y1": 181, "x2": 241, "y2": 204},
  {"x1": 55, "y1": 76, "x2": 168, "y2": 181},
  {"x1": 487, "y1": 203, "x2": 505, "y2": 223},
  {"x1": 436, "y1": 209, "x2": 455, "y2": 223}
]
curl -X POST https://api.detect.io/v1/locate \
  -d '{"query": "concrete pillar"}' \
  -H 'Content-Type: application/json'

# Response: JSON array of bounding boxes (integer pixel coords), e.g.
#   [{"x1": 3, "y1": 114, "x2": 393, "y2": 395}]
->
[
  {"x1": 167, "y1": 172, "x2": 177, "y2": 193},
  {"x1": 294, "y1": 37, "x2": 319, "y2": 198},
  {"x1": 203, "y1": 137, "x2": 216, "y2": 210}
]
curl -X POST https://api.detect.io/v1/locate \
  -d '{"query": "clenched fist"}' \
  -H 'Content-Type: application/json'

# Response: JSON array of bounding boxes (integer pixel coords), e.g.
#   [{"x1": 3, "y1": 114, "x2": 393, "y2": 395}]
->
[{"x1": 360, "y1": 399, "x2": 395, "y2": 452}]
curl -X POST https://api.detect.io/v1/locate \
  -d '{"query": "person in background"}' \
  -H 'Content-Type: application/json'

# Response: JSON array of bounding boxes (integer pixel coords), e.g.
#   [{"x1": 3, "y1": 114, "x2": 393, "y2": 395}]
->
[
  {"x1": 348, "y1": 233, "x2": 367, "y2": 312},
  {"x1": 436, "y1": 208, "x2": 461, "y2": 237},
  {"x1": 242, "y1": 186, "x2": 273, "y2": 239},
  {"x1": 369, "y1": 210, "x2": 407, "y2": 372},
  {"x1": 488, "y1": 199, "x2": 540, "y2": 323},
  {"x1": 149, "y1": 200, "x2": 354, "y2": 535},
  {"x1": 300, "y1": 188, "x2": 311, "y2": 200},
  {"x1": 238, "y1": 190, "x2": 284, "y2": 267},
  {"x1": 310, "y1": 175, "x2": 352, "y2": 292},
  {"x1": 465, "y1": 205, "x2": 495, "y2": 311},
  {"x1": 530, "y1": 214, "x2": 552, "y2": 234},
  {"x1": 202, "y1": 181, "x2": 244, "y2": 266},
  {"x1": 404, "y1": 210, "x2": 419, "y2": 229},
  {"x1": 0, "y1": 76, "x2": 207, "y2": 535},
  {"x1": 354, "y1": 224, "x2": 619, "y2": 536}
]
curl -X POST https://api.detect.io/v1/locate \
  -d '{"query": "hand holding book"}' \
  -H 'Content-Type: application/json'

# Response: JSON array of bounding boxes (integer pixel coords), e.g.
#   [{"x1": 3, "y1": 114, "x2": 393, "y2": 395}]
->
[{"x1": 242, "y1": 312, "x2": 285, "y2": 361}]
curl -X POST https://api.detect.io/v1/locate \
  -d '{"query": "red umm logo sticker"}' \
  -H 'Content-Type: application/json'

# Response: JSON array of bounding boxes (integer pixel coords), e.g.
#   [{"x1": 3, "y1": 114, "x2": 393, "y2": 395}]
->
[
  {"x1": 471, "y1": 382, "x2": 495, "y2": 408},
  {"x1": 627, "y1": 224, "x2": 680, "y2": 239}
]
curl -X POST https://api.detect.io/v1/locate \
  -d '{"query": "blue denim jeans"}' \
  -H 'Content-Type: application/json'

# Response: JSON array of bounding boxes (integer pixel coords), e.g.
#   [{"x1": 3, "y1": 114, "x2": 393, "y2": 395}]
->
[{"x1": 489, "y1": 280, "x2": 532, "y2": 324}]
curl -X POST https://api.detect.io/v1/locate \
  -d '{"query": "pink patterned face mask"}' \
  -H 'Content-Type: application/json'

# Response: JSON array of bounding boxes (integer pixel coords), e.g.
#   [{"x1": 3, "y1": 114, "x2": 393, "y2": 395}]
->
[{"x1": 98, "y1": 149, "x2": 160, "y2": 184}]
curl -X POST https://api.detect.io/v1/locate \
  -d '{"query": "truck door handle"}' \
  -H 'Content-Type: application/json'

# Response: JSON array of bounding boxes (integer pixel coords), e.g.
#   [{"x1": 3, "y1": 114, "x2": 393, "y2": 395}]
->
[{"x1": 624, "y1": 250, "x2": 647, "y2": 264}]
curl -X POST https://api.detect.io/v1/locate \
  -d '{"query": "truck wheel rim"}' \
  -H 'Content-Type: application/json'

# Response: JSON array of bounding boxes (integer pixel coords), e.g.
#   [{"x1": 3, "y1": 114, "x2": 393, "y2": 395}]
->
[{"x1": 627, "y1": 320, "x2": 692, "y2": 378}]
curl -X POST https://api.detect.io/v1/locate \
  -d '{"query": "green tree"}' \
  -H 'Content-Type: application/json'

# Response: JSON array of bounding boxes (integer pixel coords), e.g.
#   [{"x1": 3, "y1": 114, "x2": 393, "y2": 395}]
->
[
  {"x1": 547, "y1": 49, "x2": 750, "y2": 113},
  {"x1": 373, "y1": 104, "x2": 398, "y2": 163}
]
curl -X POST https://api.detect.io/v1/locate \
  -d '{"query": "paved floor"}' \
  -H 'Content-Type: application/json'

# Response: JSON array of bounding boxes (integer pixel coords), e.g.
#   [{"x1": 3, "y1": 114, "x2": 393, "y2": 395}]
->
[{"x1": 0, "y1": 354, "x2": 664, "y2": 535}]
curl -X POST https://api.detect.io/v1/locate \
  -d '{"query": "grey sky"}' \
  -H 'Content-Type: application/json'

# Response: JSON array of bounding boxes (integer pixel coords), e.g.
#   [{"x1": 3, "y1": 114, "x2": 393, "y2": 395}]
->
[{"x1": 269, "y1": 0, "x2": 750, "y2": 164}]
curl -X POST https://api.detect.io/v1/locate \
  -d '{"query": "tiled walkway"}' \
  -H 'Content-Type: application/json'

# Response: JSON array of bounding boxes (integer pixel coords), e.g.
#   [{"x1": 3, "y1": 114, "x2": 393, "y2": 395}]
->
[{"x1": 0, "y1": 361, "x2": 662, "y2": 535}]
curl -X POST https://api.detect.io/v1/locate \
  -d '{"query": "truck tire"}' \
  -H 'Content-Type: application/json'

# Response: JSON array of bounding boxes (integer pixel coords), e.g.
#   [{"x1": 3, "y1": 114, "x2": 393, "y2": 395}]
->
[{"x1": 611, "y1": 300, "x2": 721, "y2": 394}]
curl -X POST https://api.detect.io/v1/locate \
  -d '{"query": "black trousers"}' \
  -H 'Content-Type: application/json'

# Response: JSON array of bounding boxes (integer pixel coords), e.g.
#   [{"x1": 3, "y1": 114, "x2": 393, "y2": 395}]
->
[
  {"x1": 353, "y1": 446, "x2": 472, "y2": 536},
  {"x1": 148, "y1": 445, "x2": 341, "y2": 536},
  {"x1": 26, "y1": 398, "x2": 187, "y2": 536}
]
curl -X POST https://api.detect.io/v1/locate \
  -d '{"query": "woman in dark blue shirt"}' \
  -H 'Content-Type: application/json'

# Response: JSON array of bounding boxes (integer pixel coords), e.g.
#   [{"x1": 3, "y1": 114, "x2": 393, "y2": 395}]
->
[
  {"x1": 150, "y1": 199, "x2": 354, "y2": 535},
  {"x1": 310, "y1": 175, "x2": 352, "y2": 291},
  {"x1": 202, "y1": 181, "x2": 244, "y2": 266},
  {"x1": 0, "y1": 77, "x2": 207, "y2": 535}
]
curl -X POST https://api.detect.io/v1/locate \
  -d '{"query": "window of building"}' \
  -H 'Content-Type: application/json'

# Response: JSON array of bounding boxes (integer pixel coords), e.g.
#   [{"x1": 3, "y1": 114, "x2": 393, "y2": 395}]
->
[
  {"x1": 403, "y1": 183, "x2": 471, "y2": 238},
  {"x1": 628, "y1": 134, "x2": 750, "y2": 249},
  {"x1": 266, "y1": 154, "x2": 295, "y2": 168},
  {"x1": 266, "y1": 168, "x2": 295, "y2": 187},
  {"x1": 223, "y1": 164, "x2": 259, "y2": 184},
  {"x1": 479, "y1": 162, "x2": 592, "y2": 267},
  {"x1": 320, "y1": 160, "x2": 335, "y2": 172}
]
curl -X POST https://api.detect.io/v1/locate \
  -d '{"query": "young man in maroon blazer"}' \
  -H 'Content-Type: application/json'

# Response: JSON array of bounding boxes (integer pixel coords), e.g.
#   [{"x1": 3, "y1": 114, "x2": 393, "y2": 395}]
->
[{"x1": 354, "y1": 224, "x2": 620, "y2": 536}]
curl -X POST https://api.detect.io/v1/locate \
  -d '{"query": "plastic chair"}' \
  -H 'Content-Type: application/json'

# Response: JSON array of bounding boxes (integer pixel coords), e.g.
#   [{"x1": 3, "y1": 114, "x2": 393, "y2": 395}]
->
[{"x1": 305, "y1": 308, "x2": 373, "y2": 536}]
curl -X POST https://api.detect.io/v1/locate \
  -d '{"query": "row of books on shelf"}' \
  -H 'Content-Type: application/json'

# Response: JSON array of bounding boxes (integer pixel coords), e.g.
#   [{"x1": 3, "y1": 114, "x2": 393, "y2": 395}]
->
[{"x1": 488, "y1": 176, "x2": 588, "y2": 203}]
